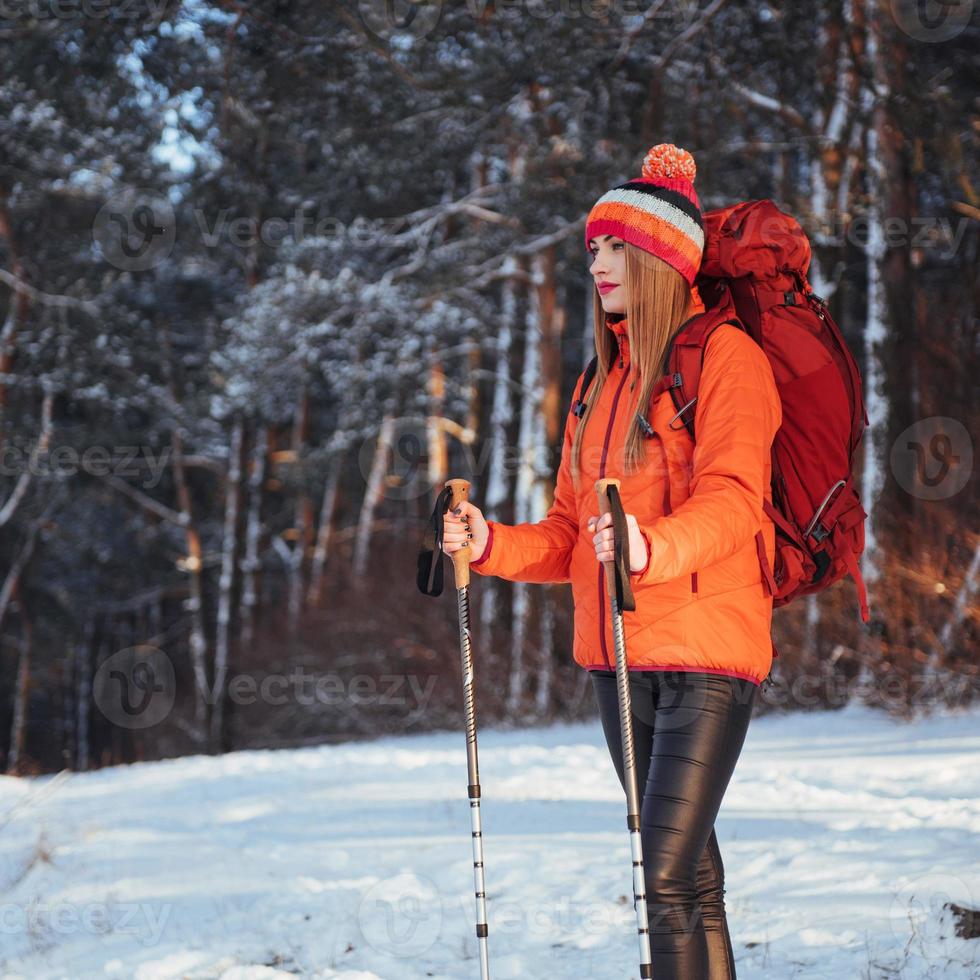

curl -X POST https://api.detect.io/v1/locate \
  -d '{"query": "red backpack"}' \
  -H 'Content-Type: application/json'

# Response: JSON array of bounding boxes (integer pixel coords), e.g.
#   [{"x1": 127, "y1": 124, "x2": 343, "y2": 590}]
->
[{"x1": 574, "y1": 199, "x2": 871, "y2": 635}]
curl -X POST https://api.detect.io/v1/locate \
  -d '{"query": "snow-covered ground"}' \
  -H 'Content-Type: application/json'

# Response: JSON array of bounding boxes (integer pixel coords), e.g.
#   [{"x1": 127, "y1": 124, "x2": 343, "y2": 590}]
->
[{"x1": 1, "y1": 700, "x2": 978, "y2": 979}]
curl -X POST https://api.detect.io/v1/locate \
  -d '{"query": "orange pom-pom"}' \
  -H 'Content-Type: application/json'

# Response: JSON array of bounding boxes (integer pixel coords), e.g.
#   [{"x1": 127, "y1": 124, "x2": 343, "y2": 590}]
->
[{"x1": 641, "y1": 143, "x2": 697, "y2": 183}]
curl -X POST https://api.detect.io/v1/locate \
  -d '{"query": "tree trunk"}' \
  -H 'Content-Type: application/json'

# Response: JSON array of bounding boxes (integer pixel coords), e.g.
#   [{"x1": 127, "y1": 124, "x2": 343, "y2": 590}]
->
[
  {"x1": 858, "y1": 0, "x2": 907, "y2": 602},
  {"x1": 507, "y1": 253, "x2": 548, "y2": 717},
  {"x1": 0, "y1": 194, "x2": 32, "y2": 448},
  {"x1": 287, "y1": 385, "x2": 314, "y2": 633},
  {"x1": 211, "y1": 414, "x2": 244, "y2": 752},
  {"x1": 75, "y1": 617, "x2": 96, "y2": 771},
  {"x1": 354, "y1": 414, "x2": 395, "y2": 581},
  {"x1": 6, "y1": 585, "x2": 33, "y2": 775},
  {"x1": 479, "y1": 261, "x2": 518, "y2": 669},
  {"x1": 171, "y1": 426, "x2": 211, "y2": 741},
  {"x1": 535, "y1": 597, "x2": 555, "y2": 718},
  {"x1": 308, "y1": 451, "x2": 342, "y2": 605},
  {"x1": 240, "y1": 424, "x2": 269, "y2": 652},
  {"x1": 427, "y1": 358, "x2": 448, "y2": 491}
]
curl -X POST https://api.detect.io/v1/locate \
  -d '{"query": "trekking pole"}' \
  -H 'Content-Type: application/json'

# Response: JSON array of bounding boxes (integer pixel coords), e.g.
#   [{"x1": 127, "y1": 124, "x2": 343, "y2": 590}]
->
[
  {"x1": 417, "y1": 477, "x2": 491, "y2": 980},
  {"x1": 595, "y1": 477, "x2": 653, "y2": 979}
]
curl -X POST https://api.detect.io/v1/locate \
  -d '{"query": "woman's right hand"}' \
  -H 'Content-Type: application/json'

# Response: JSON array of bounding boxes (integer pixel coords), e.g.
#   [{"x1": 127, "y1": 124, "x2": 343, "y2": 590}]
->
[{"x1": 441, "y1": 500, "x2": 490, "y2": 562}]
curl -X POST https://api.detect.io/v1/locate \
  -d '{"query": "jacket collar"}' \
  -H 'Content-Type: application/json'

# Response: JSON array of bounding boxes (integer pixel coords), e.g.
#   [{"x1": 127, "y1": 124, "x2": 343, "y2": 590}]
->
[
  {"x1": 605, "y1": 315, "x2": 631, "y2": 365},
  {"x1": 602, "y1": 286, "x2": 707, "y2": 368}
]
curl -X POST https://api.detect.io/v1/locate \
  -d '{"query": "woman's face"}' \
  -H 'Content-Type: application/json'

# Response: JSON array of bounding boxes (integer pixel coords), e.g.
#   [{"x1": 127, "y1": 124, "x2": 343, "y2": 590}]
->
[{"x1": 587, "y1": 234, "x2": 627, "y2": 314}]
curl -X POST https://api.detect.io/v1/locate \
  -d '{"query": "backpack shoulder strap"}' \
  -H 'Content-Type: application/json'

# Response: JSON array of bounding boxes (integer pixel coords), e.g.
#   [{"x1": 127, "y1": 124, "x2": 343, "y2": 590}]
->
[
  {"x1": 664, "y1": 312, "x2": 744, "y2": 441},
  {"x1": 571, "y1": 353, "x2": 599, "y2": 418}
]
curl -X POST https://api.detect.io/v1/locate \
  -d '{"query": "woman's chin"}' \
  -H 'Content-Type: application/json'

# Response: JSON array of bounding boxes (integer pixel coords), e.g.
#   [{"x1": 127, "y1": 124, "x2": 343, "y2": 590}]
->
[{"x1": 600, "y1": 296, "x2": 625, "y2": 314}]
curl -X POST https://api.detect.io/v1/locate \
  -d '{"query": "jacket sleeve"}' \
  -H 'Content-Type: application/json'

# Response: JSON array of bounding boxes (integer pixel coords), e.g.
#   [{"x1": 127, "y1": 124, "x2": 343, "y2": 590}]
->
[
  {"x1": 470, "y1": 382, "x2": 582, "y2": 585},
  {"x1": 630, "y1": 324, "x2": 782, "y2": 585}
]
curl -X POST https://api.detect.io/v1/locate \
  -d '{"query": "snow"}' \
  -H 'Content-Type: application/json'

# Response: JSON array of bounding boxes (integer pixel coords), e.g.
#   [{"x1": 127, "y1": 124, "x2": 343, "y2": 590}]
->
[{"x1": 1, "y1": 700, "x2": 978, "y2": 979}]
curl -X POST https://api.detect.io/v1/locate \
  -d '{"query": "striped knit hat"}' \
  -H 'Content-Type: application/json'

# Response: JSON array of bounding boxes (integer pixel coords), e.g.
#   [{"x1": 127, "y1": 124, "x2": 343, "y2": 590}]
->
[{"x1": 585, "y1": 143, "x2": 705, "y2": 286}]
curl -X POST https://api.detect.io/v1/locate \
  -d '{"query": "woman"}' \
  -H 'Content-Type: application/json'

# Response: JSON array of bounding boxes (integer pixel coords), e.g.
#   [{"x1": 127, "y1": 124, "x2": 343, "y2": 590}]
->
[{"x1": 442, "y1": 143, "x2": 782, "y2": 979}]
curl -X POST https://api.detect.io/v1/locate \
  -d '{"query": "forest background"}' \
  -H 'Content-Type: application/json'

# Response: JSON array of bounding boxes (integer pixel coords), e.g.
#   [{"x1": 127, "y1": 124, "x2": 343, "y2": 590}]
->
[{"x1": 0, "y1": 0, "x2": 976, "y2": 774}]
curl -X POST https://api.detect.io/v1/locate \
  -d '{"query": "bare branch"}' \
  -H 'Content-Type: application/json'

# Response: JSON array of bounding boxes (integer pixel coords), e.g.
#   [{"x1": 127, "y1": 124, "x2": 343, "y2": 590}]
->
[
  {"x1": 610, "y1": 0, "x2": 728, "y2": 73},
  {"x1": 707, "y1": 54, "x2": 813, "y2": 134},
  {"x1": 0, "y1": 268, "x2": 100, "y2": 317},
  {"x1": 0, "y1": 496, "x2": 60, "y2": 631},
  {"x1": 98, "y1": 475, "x2": 188, "y2": 527},
  {"x1": 0, "y1": 389, "x2": 54, "y2": 529}
]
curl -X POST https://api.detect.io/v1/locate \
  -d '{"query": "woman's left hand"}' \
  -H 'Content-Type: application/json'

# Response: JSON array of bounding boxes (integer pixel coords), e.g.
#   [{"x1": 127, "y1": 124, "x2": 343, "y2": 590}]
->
[{"x1": 587, "y1": 512, "x2": 649, "y2": 573}]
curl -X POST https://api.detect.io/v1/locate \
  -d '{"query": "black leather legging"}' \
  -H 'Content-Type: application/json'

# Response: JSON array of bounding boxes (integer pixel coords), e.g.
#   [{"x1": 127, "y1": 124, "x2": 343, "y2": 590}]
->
[{"x1": 591, "y1": 668, "x2": 757, "y2": 980}]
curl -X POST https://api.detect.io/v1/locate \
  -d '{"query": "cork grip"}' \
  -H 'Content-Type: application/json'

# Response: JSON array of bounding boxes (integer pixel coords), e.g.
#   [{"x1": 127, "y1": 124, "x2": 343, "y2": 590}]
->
[
  {"x1": 446, "y1": 478, "x2": 472, "y2": 589},
  {"x1": 595, "y1": 477, "x2": 621, "y2": 600}
]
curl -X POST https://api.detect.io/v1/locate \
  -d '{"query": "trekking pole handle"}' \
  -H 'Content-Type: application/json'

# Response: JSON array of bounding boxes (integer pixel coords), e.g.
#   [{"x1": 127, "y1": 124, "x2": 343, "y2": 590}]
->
[
  {"x1": 446, "y1": 478, "x2": 472, "y2": 589},
  {"x1": 595, "y1": 477, "x2": 621, "y2": 600}
]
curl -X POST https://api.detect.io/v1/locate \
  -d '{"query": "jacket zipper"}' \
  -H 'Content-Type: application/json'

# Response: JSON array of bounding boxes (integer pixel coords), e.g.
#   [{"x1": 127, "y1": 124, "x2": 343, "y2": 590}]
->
[
  {"x1": 598, "y1": 348, "x2": 630, "y2": 670},
  {"x1": 651, "y1": 419, "x2": 698, "y2": 596}
]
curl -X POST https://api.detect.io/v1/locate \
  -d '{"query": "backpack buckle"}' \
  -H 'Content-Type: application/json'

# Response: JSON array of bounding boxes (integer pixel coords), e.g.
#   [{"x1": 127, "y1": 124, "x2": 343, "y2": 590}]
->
[
  {"x1": 571, "y1": 399, "x2": 585, "y2": 418},
  {"x1": 784, "y1": 290, "x2": 797, "y2": 306},
  {"x1": 672, "y1": 372, "x2": 683, "y2": 388},
  {"x1": 668, "y1": 396, "x2": 698, "y2": 430},
  {"x1": 804, "y1": 479, "x2": 846, "y2": 540}
]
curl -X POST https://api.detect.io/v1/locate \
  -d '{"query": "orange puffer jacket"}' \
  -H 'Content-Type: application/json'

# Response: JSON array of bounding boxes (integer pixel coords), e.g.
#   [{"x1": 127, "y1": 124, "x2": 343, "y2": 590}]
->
[{"x1": 470, "y1": 307, "x2": 783, "y2": 686}]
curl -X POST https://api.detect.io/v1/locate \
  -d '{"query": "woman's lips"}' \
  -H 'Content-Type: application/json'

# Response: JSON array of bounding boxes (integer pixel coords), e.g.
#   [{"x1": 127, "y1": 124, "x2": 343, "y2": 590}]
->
[{"x1": 598, "y1": 282, "x2": 619, "y2": 294}]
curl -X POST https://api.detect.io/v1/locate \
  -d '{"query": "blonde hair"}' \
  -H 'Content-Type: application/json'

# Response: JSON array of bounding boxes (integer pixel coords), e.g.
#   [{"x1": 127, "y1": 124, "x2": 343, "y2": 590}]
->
[{"x1": 571, "y1": 244, "x2": 693, "y2": 484}]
